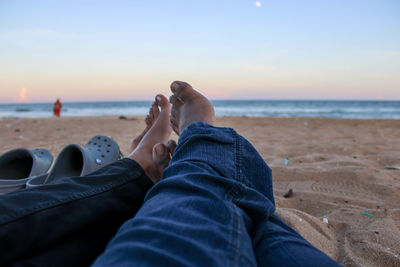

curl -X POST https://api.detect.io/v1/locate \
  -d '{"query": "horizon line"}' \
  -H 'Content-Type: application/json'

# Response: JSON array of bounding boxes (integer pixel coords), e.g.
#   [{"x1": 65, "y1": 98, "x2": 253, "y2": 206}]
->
[
  {"x1": 1, "y1": 99, "x2": 400, "y2": 104},
  {"x1": 0, "y1": 98, "x2": 399, "y2": 104}
]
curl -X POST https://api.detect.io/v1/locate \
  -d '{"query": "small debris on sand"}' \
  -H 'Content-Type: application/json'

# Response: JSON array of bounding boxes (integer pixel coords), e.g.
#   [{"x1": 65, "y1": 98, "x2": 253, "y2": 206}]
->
[
  {"x1": 119, "y1": 116, "x2": 137, "y2": 120},
  {"x1": 384, "y1": 165, "x2": 400, "y2": 170},
  {"x1": 283, "y1": 157, "x2": 290, "y2": 165},
  {"x1": 284, "y1": 189, "x2": 293, "y2": 198},
  {"x1": 364, "y1": 212, "x2": 374, "y2": 217}
]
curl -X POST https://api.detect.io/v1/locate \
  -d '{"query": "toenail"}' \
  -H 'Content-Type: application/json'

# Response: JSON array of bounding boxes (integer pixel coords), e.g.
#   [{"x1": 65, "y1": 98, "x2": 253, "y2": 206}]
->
[
  {"x1": 156, "y1": 95, "x2": 162, "y2": 103},
  {"x1": 171, "y1": 82, "x2": 180, "y2": 91}
]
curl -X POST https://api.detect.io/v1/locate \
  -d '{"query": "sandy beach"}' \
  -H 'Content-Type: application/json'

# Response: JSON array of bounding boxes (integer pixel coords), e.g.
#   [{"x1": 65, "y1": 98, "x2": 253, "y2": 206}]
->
[{"x1": 1, "y1": 116, "x2": 399, "y2": 266}]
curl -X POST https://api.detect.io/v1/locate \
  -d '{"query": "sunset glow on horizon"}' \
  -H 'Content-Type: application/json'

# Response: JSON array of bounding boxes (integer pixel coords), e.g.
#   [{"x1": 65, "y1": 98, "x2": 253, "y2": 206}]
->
[
  {"x1": 15, "y1": 88, "x2": 28, "y2": 102},
  {"x1": 0, "y1": 0, "x2": 399, "y2": 103}
]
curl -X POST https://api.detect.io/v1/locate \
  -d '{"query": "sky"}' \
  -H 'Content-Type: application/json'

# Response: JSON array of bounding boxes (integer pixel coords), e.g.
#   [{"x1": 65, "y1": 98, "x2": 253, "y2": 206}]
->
[{"x1": 0, "y1": 0, "x2": 399, "y2": 102}]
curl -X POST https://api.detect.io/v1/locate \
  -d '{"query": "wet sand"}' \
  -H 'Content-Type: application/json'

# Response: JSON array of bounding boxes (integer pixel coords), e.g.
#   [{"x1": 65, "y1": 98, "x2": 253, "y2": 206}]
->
[{"x1": 1, "y1": 116, "x2": 399, "y2": 266}]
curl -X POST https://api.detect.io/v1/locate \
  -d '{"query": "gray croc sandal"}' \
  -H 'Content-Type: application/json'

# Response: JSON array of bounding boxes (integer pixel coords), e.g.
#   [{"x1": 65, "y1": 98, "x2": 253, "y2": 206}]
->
[
  {"x1": 0, "y1": 148, "x2": 53, "y2": 194},
  {"x1": 43, "y1": 135, "x2": 122, "y2": 185},
  {"x1": 25, "y1": 173, "x2": 47, "y2": 188}
]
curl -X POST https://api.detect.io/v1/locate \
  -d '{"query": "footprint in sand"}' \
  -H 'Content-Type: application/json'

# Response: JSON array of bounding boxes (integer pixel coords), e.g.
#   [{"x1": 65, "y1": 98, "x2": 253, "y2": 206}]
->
[{"x1": 274, "y1": 180, "x2": 380, "y2": 202}]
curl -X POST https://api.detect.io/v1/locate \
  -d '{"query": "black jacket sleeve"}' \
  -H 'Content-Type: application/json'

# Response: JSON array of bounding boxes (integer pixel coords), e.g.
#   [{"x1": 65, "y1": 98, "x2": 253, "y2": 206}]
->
[{"x1": 0, "y1": 158, "x2": 153, "y2": 267}]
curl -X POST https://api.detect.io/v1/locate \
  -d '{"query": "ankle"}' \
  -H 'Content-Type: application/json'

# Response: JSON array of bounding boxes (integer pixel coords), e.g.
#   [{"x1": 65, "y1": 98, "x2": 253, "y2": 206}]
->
[{"x1": 128, "y1": 149, "x2": 157, "y2": 184}]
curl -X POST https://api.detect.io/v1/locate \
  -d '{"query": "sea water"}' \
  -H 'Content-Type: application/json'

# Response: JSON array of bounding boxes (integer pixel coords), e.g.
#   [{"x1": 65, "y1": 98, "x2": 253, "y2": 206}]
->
[{"x1": 0, "y1": 100, "x2": 399, "y2": 119}]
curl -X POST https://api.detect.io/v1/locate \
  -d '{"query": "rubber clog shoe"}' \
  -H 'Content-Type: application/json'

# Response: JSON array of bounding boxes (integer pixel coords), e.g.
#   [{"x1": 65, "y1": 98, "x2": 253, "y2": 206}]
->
[
  {"x1": 26, "y1": 135, "x2": 122, "y2": 187},
  {"x1": 0, "y1": 148, "x2": 53, "y2": 194}
]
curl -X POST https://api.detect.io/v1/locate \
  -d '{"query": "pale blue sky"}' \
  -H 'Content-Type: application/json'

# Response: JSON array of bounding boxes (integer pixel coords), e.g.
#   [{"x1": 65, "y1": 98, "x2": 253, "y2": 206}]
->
[{"x1": 0, "y1": 0, "x2": 399, "y2": 102}]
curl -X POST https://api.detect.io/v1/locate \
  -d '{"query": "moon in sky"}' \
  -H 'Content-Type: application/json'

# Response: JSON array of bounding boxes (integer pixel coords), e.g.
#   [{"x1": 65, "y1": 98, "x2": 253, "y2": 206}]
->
[{"x1": 255, "y1": 1, "x2": 261, "y2": 7}]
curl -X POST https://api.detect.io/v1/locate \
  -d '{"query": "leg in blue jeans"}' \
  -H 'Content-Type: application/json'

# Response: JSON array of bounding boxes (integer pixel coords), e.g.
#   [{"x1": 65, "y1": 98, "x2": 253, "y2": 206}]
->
[
  {"x1": 255, "y1": 213, "x2": 339, "y2": 266},
  {"x1": 94, "y1": 122, "x2": 339, "y2": 266}
]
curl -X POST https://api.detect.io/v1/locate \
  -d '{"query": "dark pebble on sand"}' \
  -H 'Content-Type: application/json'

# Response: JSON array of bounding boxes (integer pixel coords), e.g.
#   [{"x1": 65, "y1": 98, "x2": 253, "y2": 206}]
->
[
  {"x1": 284, "y1": 189, "x2": 293, "y2": 198},
  {"x1": 14, "y1": 129, "x2": 20, "y2": 132},
  {"x1": 119, "y1": 116, "x2": 137, "y2": 120}
]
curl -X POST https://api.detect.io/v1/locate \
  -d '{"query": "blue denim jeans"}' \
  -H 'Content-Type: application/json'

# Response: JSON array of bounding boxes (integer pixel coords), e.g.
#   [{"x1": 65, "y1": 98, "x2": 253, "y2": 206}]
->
[{"x1": 93, "y1": 122, "x2": 339, "y2": 266}]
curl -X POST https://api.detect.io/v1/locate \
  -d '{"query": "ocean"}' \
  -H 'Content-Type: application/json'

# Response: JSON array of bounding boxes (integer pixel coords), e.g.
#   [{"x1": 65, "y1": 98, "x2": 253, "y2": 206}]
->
[{"x1": 0, "y1": 100, "x2": 399, "y2": 119}]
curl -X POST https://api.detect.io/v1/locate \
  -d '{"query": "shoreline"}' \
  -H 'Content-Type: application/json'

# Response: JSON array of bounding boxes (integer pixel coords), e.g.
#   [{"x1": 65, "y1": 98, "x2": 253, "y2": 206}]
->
[
  {"x1": 2, "y1": 114, "x2": 400, "y2": 120},
  {"x1": 1, "y1": 99, "x2": 400, "y2": 120}
]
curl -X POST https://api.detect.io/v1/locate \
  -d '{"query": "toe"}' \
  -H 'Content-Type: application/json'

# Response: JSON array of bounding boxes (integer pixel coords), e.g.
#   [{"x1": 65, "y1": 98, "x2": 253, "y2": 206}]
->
[
  {"x1": 152, "y1": 102, "x2": 160, "y2": 118},
  {"x1": 170, "y1": 117, "x2": 179, "y2": 135},
  {"x1": 149, "y1": 106, "x2": 154, "y2": 120},
  {"x1": 167, "y1": 140, "x2": 177, "y2": 155},
  {"x1": 169, "y1": 95, "x2": 177, "y2": 105},
  {"x1": 148, "y1": 111, "x2": 154, "y2": 124},
  {"x1": 153, "y1": 143, "x2": 167, "y2": 158},
  {"x1": 156, "y1": 94, "x2": 170, "y2": 111},
  {"x1": 170, "y1": 81, "x2": 194, "y2": 100},
  {"x1": 169, "y1": 95, "x2": 183, "y2": 106},
  {"x1": 152, "y1": 143, "x2": 171, "y2": 180},
  {"x1": 171, "y1": 105, "x2": 179, "y2": 118}
]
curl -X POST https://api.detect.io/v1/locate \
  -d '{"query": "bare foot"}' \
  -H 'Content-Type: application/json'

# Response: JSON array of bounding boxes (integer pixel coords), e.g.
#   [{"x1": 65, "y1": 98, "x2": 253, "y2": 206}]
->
[
  {"x1": 129, "y1": 102, "x2": 158, "y2": 153},
  {"x1": 128, "y1": 94, "x2": 174, "y2": 184},
  {"x1": 169, "y1": 81, "x2": 215, "y2": 135}
]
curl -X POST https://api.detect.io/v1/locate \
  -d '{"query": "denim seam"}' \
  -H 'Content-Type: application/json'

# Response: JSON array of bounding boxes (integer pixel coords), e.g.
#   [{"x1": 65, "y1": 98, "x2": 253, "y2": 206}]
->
[
  {"x1": 0, "y1": 173, "x2": 139, "y2": 225},
  {"x1": 228, "y1": 204, "x2": 241, "y2": 267},
  {"x1": 234, "y1": 130, "x2": 241, "y2": 184},
  {"x1": 227, "y1": 130, "x2": 243, "y2": 267},
  {"x1": 234, "y1": 131, "x2": 253, "y2": 191},
  {"x1": 226, "y1": 130, "x2": 241, "y2": 199}
]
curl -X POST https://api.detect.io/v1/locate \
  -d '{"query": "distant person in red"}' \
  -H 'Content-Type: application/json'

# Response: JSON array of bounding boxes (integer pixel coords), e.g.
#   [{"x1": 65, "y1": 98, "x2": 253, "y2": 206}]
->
[{"x1": 53, "y1": 99, "x2": 62, "y2": 117}]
